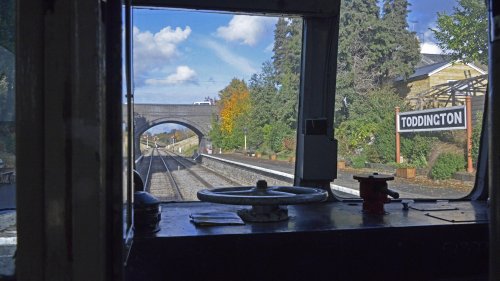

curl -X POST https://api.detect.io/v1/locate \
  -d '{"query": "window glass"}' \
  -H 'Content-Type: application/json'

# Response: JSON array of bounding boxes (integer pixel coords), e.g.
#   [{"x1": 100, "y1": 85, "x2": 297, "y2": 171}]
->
[
  {"x1": 0, "y1": 0, "x2": 16, "y2": 276},
  {"x1": 132, "y1": 8, "x2": 301, "y2": 201},
  {"x1": 123, "y1": 3, "x2": 134, "y2": 248},
  {"x1": 333, "y1": 0, "x2": 487, "y2": 199}
]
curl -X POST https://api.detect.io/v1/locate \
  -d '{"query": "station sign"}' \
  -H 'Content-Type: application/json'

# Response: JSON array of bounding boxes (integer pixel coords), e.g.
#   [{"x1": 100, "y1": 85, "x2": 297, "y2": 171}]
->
[{"x1": 397, "y1": 106, "x2": 466, "y2": 133}]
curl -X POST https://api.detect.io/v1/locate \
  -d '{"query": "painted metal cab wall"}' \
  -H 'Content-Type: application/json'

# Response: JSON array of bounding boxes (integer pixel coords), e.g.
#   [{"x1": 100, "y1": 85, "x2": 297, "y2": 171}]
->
[
  {"x1": 126, "y1": 215, "x2": 488, "y2": 281},
  {"x1": 16, "y1": 1, "x2": 125, "y2": 280}
]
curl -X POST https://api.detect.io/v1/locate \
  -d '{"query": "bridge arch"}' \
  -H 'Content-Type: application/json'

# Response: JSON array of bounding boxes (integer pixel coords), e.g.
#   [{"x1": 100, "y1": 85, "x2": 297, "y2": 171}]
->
[
  {"x1": 135, "y1": 118, "x2": 207, "y2": 141},
  {"x1": 131, "y1": 104, "x2": 218, "y2": 157}
]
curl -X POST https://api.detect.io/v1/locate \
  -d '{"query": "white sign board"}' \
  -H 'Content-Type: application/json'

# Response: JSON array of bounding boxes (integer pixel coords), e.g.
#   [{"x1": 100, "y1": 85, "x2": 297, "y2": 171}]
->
[{"x1": 397, "y1": 106, "x2": 467, "y2": 133}]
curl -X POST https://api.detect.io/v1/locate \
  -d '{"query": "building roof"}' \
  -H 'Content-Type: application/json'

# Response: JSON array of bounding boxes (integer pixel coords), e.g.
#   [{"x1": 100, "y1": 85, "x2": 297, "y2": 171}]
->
[
  {"x1": 407, "y1": 61, "x2": 450, "y2": 80},
  {"x1": 416, "y1": 53, "x2": 451, "y2": 68},
  {"x1": 395, "y1": 53, "x2": 486, "y2": 82}
]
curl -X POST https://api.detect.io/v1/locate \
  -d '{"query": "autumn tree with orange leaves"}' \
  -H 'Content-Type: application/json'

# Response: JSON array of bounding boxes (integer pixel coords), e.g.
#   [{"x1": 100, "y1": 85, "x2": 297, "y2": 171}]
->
[{"x1": 210, "y1": 78, "x2": 251, "y2": 149}]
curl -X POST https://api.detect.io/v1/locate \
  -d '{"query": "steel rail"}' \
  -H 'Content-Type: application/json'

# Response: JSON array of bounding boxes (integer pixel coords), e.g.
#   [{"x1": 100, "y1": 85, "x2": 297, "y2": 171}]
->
[
  {"x1": 143, "y1": 148, "x2": 154, "y2": 191},
  {"x1": 156, "y1": 148, "x2": 184, "y2": 200},
  {"x1": 162, "y1": 150, "x2": 215, "y2": 188},
  {"x1": 164, "y1": 149, "x2": 241, "y2": 187}
]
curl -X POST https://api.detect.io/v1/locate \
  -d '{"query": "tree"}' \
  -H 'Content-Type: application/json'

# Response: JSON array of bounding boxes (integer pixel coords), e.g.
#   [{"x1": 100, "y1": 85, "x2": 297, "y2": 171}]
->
[
  {"x1": 272, "y1": 18, "x2": 289, "y2": 78},
  {"x1": 272, "y1": 18, "x2": 302, "y2": 78},
  {"x1": 337, "y1": 0, "x2": 380, "y2": 96},
  {"x1": 378, "y1": 0, "x2": 420, "y2": 82},
  {"x1": 335, "y1": 0, "x2": 419, "y2": 121},
  {"x1": 431, "y1": 0, "x2": 488, "y2": 65},
  {"x1": 348, "y1": 86, "x2": 407, "y2": 122},
  {"x1": 213, "y1": 78, "x2": 251, "y2": 149},
  {"x1": 247, "y1": 61, "x2": 278, "y2": 149},
  {"x1": 248, "y1": 62, "x2": 277, "y2": 128},
  {"x1": 272, "y1": 18, "x2": 302, "y2": 128},
  {"x1": 219, "y1": 79, "x2": 250, "y2": 134}
]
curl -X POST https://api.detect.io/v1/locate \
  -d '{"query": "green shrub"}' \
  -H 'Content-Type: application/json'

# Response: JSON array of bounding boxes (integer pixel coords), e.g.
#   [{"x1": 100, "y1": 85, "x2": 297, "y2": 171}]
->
[
  {"x1": 336, "y1": 87, "x2": 408, "y2": 164},
  {"x1": 368, "y1": 115, "x2": 395, "y2": 163},
  {"x1": 401, "y1": 134, "x2": 435, "y2": 168},
  {"x1": 386, "y1": 161, "x2": 399, "y2": 168},
  {"x1": 350, "y1": 154, "x2": 367, "y2": 169},
  {"x1": 472, "y1": 112, "x2": 483, "y2": 166},
  {"x1": 336, "y1": 118, "x2": 376, "y2": 157},
  {"x1": 430, "y1": 153, "x2": 465, "y2": 180},
  {"x1": 272, "y1": 124, "x2": 291, "y2": 152},
  {"x1": 410, "y1": 154, "x2": 428, "y2": 169}
]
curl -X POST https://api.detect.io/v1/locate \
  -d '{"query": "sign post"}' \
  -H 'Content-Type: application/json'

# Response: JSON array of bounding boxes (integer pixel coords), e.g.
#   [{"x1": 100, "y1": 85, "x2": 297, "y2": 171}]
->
[
  {"x1": 395, "y1": 107, "x2": 400, "y2": 163},
  {"x1": 396, "y1": 104, "x2": 473, "y2": 172},
  {"x1": 466, "y1": 96, "x2": 473, "y2": 173}
]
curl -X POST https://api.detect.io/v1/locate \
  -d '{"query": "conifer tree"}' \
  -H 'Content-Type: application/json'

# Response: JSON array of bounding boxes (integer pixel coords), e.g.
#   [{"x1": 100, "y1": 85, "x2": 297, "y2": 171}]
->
[
  {"x1": 271, "y1": 18, "x2": 302, "y2": 128},
  {"x1": 337, "y1": 0, "x2": 380, "y2": 96},
  {"x1": 378, "y1": 0, "x2": 420, "y2": 82},
  {"x1": 335, "y1": 0, "x2": 419, "y2": 122},
  {"x1": 248, "y1": 62, "x2": 277, "y2": 129}
]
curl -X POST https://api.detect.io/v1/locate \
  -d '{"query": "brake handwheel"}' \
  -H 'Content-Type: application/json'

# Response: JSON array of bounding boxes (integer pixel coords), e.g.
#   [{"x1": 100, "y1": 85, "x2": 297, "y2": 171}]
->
[{"x1": 197, "y1": 180, "x2": 328, "y2": 222}]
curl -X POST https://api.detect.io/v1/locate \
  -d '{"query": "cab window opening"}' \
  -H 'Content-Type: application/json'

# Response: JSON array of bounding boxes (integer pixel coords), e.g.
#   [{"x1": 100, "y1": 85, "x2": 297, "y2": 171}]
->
[
  {"x1": 130, "y1": 0, "x2": 489, "y2": 203},
  {"x1": 332, "y1": 0, "x2": 488, "y2": 200},
  {"x1": 130, "y1": 7, "x2": 304, "y2": 201}
]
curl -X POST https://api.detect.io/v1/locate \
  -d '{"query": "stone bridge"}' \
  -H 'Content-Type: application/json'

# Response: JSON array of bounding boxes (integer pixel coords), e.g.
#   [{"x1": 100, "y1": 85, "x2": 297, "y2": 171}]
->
[{"x1": 131, "y1": 104, "x2": 218, "y2": 157}]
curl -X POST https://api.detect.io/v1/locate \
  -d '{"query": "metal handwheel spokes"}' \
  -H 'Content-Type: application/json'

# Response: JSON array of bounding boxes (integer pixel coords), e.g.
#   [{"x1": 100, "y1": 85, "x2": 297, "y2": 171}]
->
[
  {"x1": 197, "y1": 180, "x2": 328, "y2": 222},
  {"x1": 197, "y1": 180, "x2": 328, "y2": 205}
]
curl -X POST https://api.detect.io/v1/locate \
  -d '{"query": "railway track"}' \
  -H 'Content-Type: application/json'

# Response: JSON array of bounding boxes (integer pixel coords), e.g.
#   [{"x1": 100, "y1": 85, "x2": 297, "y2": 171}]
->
[
  {"x1": 142, "y1": 148, "x2": 184, "y2": 201},
  {"x1": 162, "y1": 149, "x2": 241, "y2": 186},
  {"x1": 140, "y1": 148, "x2": 241, "y2": 201}
]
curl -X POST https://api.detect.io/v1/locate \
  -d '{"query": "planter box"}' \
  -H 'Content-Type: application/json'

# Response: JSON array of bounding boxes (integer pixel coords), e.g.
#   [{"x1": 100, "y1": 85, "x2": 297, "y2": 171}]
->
[
  {"x1": 255, "y1": 153, "x2": 262, "y2": 158},
  {"x1": 269, "y1": 154, "x2": 277, "y2": 160},
  {"x1": 396, "y1": 167, "x2": 416, "y2": 179},
  {"x1": 337, "y1": 161, "x2": 346, "y2": 169}
]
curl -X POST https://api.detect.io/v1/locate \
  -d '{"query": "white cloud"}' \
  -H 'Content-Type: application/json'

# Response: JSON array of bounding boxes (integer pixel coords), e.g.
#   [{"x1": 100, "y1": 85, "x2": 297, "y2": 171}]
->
[
  {"x1": 145, "y1": 66, "x2": 198, "y2": 85},
  {"x1": 133, "y1": 25, "x2": 191, "y2": 78},
  {"x1": 420, "y1": 42, "x2": 443, "y2": 54},
  {"x1": 216, "y1": 15, "x2": 276, "y2": 46},
  {"x1": 423, "y1": 29, "x2": 435, "y2": 42},
  {"x1": 418, "y1": 23, "x2": 444, "y2": 54},
  {"x1": 204, "y1": 39, "x2": 257, "y2": 74}
]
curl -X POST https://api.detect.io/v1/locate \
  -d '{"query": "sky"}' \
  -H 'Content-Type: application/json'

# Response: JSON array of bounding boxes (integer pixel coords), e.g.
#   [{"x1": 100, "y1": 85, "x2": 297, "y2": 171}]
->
[
  {"x1": 407, "y1": 0, "x2": 456, "y2": 54},
  {"x1": 132, "y1": 0, "x2": 458, "y2": 133},
  {"x1": 132, "y1": 9, "x2": 278, "y2": 106}
]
